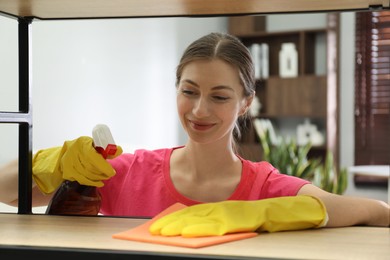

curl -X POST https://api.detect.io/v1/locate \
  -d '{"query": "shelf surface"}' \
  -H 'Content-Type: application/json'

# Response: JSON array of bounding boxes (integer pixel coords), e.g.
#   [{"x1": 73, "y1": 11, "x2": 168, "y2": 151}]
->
[
  {"x1": 0, "y1": 0, "x2": 388, "y2": 20},
  {"x1": 0, "y1": 213, "x2": 389, "y2": 259}
]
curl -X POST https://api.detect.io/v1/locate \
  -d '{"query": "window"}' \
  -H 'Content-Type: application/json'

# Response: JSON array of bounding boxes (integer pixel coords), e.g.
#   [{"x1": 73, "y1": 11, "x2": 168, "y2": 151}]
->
[{"x1": 354, "y1": 11, "x2": 390, "y2": 165}]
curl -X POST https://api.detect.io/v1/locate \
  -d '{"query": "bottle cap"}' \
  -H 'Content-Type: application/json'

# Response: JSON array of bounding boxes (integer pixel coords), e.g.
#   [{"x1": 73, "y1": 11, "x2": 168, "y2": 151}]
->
[{"x1": 92, "y1": 124, "x2": 117, "y2": 159}]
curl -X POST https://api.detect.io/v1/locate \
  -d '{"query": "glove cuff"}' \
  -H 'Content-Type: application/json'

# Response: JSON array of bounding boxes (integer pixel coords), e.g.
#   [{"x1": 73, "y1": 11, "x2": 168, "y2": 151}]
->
[
  {"x1": 319, "y1": 213, "x2": 329, "y2": 227},
  {"x1": 307, "y1": 195, "x2": 329, "y2": 228},
  {"x1": 32, "y1": 146, "x2": 64, "y2": 194}
]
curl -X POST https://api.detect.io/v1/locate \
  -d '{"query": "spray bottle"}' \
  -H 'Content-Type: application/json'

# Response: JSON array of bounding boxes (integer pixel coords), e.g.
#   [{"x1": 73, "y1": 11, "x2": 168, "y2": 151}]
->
[{"x1": 45, "y1": 124, "x2": 117, "y2": 215}]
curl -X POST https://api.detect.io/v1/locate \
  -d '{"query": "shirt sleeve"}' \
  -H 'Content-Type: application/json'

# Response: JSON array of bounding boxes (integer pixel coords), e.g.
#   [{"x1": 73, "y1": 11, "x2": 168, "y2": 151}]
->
[{"x1": 260, "y1": 164, "x2": 311, "y2": 198}]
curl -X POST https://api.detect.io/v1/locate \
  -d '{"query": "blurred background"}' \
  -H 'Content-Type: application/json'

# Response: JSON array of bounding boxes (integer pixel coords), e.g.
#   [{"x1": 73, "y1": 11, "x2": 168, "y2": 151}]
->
[{"x1": 0, "y1": 11, "x2": 388, "y2": 213}]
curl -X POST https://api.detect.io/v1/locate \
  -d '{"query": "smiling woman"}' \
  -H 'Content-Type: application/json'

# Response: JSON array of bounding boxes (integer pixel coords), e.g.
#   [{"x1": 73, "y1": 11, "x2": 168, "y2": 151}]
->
[
  {"x1": 1, "y1": 30, "x2": 388, "y2": 230},
  {"x1": 0, "y1": 3, "x2": 389, "y2": 260},
  {"x1": 176, "y1": 57, "x2": 250, "y2": 148},
  {"x1": 0, "y1": 1, "x2": 387, "y2": 213}
]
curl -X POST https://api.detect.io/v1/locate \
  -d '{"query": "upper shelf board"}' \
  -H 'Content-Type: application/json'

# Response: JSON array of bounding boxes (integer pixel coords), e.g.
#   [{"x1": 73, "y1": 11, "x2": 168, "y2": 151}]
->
[{"x1": 0, "y1": 0, "x2": 389, "y2": 20}]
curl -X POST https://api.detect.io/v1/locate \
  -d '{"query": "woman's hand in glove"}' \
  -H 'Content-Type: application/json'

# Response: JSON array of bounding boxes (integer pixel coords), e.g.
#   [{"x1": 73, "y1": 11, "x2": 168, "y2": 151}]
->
[
  {"x1": 150, "y1": 195, "x2": 328, "y2": 237},
  {"x1": 32, "y1": 136, "x2": 122, "y2": 194}
]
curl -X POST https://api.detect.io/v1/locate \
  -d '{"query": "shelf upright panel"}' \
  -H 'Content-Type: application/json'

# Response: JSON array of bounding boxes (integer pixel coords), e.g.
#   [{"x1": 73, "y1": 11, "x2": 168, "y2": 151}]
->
[
  {"x1": 0, "y1": 14, "x2": 33, "y2": 214},
  {"x1": 17, "y1": 17, "x2": 33, "y2": 214}
]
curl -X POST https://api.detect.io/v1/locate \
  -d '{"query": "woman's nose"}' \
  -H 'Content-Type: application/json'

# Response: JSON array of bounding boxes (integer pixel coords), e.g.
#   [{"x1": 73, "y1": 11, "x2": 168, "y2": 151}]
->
[{"x1": 192, "y1": 97, "x2": 210, "y2": 117}]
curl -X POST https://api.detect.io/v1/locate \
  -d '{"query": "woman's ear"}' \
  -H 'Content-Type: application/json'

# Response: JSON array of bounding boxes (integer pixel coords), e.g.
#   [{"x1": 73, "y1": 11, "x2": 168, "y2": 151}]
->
[{"x1": 239, "y1": 93, "x2": 255, "y2": 116}]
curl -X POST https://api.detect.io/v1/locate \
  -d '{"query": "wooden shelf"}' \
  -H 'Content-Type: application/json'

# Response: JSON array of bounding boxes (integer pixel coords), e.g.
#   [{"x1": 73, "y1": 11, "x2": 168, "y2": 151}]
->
[
  {"x1": 230, "y1": 14, "x2": 339, "y2": 164},
  {"x1": 264, "y1": 76, "x2": 327, "y2": 117},
  {"x1": 0, "y1": 1, "x2": 384, "y2": 20},
  {"x1": 239, "y1": 30, "x2": 327, "y2": 77}
]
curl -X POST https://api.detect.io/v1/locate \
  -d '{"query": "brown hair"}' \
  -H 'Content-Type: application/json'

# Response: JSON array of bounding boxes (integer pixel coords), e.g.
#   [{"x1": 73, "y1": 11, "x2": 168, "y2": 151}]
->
[{"x1": 176, "y1": 32, "x2": 256, "y2": 150}]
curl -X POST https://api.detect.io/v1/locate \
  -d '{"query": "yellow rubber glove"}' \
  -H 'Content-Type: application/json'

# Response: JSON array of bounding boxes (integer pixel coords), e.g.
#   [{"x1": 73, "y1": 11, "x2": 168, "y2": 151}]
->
[
  {"x1": 32, "y1": 136, "x2": 122, "y2": 194},
  {"x1": 149, "y1": 195, "x2": 328, "y2": 237},
  {"x1": 32, "y1": 146, "x2": 64, "y2": 194}
]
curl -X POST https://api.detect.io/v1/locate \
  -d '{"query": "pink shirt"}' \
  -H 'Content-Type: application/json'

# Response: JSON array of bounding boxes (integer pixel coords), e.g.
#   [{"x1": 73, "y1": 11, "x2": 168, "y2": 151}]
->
[{"x1": 99, "y1": 147, "x2": 310, "y2": 217}]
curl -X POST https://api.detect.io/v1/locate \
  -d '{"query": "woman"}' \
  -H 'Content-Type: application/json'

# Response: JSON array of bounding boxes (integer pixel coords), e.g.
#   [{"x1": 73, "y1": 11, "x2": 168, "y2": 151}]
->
[{"x1": 0, "y1": 33, "x2": 388, "y2": 236}]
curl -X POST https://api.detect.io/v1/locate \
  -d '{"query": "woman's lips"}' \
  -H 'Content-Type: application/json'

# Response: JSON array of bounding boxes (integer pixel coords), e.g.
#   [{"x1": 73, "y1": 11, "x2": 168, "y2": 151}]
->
[{"x1": 189, "y1": 120, "x2": 215, "y2": 131}]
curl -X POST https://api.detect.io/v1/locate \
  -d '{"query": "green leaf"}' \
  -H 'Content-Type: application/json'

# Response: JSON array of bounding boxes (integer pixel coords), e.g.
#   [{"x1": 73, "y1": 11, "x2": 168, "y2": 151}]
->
[{"x1": 255, "y1": 127, "x2": 348, "y2": 194}]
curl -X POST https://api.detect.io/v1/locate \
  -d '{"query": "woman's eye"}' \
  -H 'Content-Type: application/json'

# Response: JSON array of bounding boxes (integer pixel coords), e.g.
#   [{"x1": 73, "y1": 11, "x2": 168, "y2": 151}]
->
[
  {"x1": 181, "y1": 89, "x2": 195, "y2": 96},
  {"x1": 213, "y1": 96, "x2": 230, "y2": 101}
]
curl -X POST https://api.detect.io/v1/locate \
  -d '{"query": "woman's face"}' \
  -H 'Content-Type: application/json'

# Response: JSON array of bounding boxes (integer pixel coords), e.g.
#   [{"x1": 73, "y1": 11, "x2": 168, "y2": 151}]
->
[{"x1": 177, "y1": 58, "x2": 250, "y2": 145}]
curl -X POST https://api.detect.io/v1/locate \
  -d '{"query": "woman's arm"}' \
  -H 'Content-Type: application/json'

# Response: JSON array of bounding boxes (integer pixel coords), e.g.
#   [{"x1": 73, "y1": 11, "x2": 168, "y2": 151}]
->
[
  {"x1": 298, "y1": 184, "x2": 389, "y2": 227},
  {"x1": 0, "y1": 159, "x2": 52, "y2": 208},
  {"x1": 1, "y1": 137, "x2": 122, "y2": 210}
]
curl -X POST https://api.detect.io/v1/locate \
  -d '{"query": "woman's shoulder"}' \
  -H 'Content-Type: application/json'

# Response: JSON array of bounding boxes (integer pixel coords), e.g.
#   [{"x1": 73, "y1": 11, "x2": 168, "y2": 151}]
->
[
  {"x1": 240, "y1": 158, "x2": 303, "y2": 181},
  {"x1": 110, "y1": 146, "x2": 180, "y2": 166},
  {"x1": 241, "y1": 158, "x2": 278, "y2": 175},
  {"x1": 133, "y1": 147, "x2": 172, "y2": 157},
  {"x1": 239, "y1": 158, "x2": 310, "y2": 198},
  {"x1": 132, "y1": 146, "x2": 185, "y2": 159}
]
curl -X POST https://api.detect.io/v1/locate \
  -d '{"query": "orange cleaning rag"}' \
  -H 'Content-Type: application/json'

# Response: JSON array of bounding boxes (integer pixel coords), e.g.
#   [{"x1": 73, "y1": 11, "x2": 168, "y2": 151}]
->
[{"x1": 112, "y1": 203, "x2": 258, "y2": 248}]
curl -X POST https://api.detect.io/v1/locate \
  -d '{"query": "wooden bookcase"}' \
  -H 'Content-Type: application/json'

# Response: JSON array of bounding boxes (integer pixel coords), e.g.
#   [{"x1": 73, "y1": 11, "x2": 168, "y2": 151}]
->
[{"x1": 230, "y1": 14, "x2": 339, "y2": 167}]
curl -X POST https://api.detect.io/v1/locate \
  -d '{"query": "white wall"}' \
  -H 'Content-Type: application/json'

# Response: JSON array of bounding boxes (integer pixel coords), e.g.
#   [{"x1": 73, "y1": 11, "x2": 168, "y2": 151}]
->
[
  {"x1": 31, "y1": 17, "x2": 228, "y2": 152},
  {"x1": 0, "y1": 16, "x2": 228, "y2": 161},
  {"x1": 0, "y1": 15, "x2": 227, "y2": 212},
  {"x1": 0, "y1": 16, "x2": 19, "y2": 166},
  {"x1": 339, "y1": 12, "x2": 355, "y2": 169}
]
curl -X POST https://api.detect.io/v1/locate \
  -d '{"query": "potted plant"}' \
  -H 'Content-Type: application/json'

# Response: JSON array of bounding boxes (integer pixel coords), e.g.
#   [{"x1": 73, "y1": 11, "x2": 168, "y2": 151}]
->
[{"x1": 257, "y1": 128, "x2": 348, "y2": 195}]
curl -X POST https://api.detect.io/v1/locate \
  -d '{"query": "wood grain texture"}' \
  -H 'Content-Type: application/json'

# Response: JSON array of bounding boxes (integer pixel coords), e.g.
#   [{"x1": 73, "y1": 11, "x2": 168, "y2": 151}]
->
[
  {"x1": 0, "y1": 213, "x2": 389, "y2": 259},
  {"x1": 0, "y1": 0, "x2": 387, "y2": 19}
]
